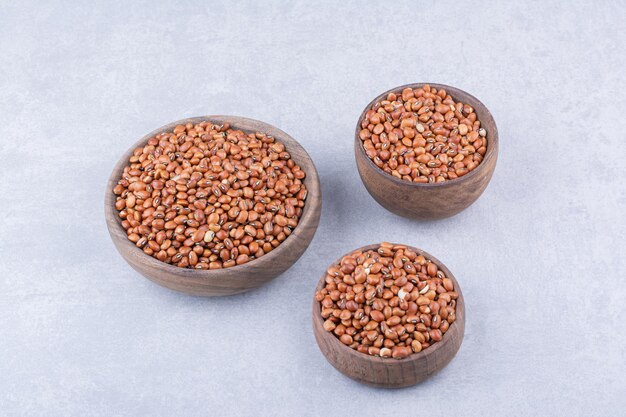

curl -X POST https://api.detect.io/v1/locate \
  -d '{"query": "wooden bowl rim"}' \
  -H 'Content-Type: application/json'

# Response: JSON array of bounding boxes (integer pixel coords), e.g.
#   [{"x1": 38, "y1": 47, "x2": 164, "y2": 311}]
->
[
  {"x1": 312, "y1": 243, "x2": 465, "y2": 365},
  {"x1": 104, "y1": 115, "x2": 321, "y2": 280},
  {"x1": 354, "y1": 82, "x2": 499, "y2": 188}
]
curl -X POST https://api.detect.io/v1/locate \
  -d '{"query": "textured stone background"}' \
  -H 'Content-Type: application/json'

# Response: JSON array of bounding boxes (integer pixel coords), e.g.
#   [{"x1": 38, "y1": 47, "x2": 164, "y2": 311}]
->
[{"x1": 1, "y1": 1, "x2": 624, "y2": 416}]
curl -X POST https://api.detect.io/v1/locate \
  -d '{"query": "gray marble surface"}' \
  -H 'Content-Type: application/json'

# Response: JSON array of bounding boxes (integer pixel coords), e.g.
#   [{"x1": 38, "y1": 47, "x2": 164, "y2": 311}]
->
[{"x1": 1, "y1": 1, "x2": 624, "y2": 416}]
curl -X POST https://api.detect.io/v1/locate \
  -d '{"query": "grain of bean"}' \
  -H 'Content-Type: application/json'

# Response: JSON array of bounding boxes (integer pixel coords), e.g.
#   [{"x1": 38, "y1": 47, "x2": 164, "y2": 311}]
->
[
  {"x1": 113, "y1": 122, "x2": 307, "y2": 269},
  {"x1": 316, "y1": 243, "x2": 456, "y2": 359},
  {"x1": 359, "y1": 85, "x2": 487, "y2": 183}
]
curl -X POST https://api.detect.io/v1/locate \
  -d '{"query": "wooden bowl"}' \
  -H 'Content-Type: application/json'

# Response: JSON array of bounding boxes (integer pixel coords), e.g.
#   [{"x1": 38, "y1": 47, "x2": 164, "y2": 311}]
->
[
  {"x1": 355, "y1": 83, "x2": 499, "y2": 220},
  {"x1": 312, "y1": 244, "x2": 465, "y2": 388},
  {"x1": 105, "y1": 115, "x2": 322, "y2": 296}
]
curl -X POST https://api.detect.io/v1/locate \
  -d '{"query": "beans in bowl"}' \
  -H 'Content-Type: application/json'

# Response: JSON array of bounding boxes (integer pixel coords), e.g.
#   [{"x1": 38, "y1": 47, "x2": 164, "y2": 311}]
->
[
  {"x1": 314, "y1": 243, "x2": 458, "y2": 359},
  {"x1": 359, "y1": 84, "x2": 488, "y2": 183},
  {"x1": 112, "y1": 122, "x2": 307, "y2": 269}
]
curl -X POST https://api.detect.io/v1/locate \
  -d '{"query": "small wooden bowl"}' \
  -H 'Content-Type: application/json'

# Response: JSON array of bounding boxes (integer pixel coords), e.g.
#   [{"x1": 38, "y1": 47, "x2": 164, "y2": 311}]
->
[
  {"x1": 312, "y1": 244, "x2": 465, "y2": 388},
  {"x1": 105, "y1": 115, "x2": 322, "y2": 296},
  {"x1": 355, "y1": 83, "x2": 499, "y2": 220}
]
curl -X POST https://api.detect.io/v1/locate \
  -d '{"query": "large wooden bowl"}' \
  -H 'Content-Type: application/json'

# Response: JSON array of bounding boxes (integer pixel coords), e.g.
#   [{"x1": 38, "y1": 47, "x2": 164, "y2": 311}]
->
[
  {"x1": 312, "y1": 244, "x2": 465, "y2": 388},
  {"x1": 105, "y1": 116, "x2": 322, "y2": 296},
  {"x1": 355, "y1": 83, "x2": 499, "y2": 220}
]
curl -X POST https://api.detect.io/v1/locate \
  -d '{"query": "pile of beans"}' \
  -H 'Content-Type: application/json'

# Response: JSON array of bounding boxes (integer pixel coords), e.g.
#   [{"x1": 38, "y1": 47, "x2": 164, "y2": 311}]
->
[
  {"x1": 315, "y1": 243, "x2": 458, "y2": 359},
  {"x1": 359, "y1": 84, "x2": 487, "y2": 183},
  {"x1": 113, "y1": 122, "x2": 308, "y2": 269}
]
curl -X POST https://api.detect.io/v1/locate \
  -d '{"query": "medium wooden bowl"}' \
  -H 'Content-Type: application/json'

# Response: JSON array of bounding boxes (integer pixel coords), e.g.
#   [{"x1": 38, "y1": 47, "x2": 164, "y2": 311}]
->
[
  {"x1": 312, "y1": 244, "x2": 465, "y2": 388},
  {"x1": 355, "y1": 83, "x2": 499, "y2": 220},
  {"x1": 105, "y1": 115, "x2": 322, "y2": 296}
]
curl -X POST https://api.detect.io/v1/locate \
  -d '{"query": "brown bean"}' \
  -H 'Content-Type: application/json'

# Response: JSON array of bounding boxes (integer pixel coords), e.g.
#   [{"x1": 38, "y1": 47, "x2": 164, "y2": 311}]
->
[
  {"x1": 386, "y1": 316, "x2": 401, "y2": 326},
  {"x1": 191, "y1": 229, "x2": 205, "y2": 243},
  {"x1": 370, "y1": 310, "x2": 385, "y2": 322},
  {"x1": 430, "y1": 329, "x2": 443, "y2": 342},
  {"x1": 411, "y1": 339, "x2": 423, "y2": 353}
]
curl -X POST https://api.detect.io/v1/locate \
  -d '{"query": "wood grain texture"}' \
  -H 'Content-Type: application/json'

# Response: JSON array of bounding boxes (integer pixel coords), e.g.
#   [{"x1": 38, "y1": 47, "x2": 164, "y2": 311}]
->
[
  {"x1": 312, "y1": 244, "x2": 465, "y2": 388},
  {"x1": 355, "y1": 83, "x2": 499, "y2": 220},
  {"x1": 105, "y1": 116, "x2": 322, "y2": 296}
]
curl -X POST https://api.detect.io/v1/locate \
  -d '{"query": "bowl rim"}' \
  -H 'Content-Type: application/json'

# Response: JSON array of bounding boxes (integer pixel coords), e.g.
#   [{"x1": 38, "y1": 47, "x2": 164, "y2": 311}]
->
[
  {"x1": 104, "y1": 115, "x2": 321, "y2": 280},
  {"x1": 354, "y1": 82, "x2": 499, "y2": 188},
  {"x1": 312, "y1": 243, "x2": 465, "y2": 365}
]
